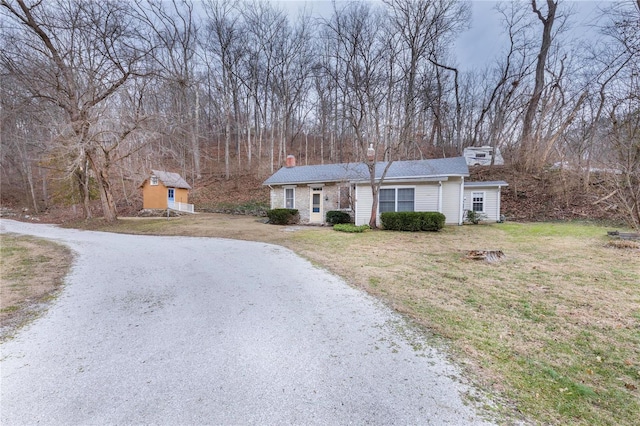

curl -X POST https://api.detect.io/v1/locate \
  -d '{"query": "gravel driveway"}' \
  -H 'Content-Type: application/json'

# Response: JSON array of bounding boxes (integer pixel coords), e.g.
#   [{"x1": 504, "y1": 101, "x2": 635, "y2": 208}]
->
[{"x1": 1, "y1": 219, "x2": 495, "y2": 425}]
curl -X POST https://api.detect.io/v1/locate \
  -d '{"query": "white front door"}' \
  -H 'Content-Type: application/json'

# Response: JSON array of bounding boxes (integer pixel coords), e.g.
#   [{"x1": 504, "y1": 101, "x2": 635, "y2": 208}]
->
[
  {"x1": 167, "y1": 188, "x2": 175, "y2": 208},
  {"x1": 309, "y1": 187, "x2": 323, "y2": 223}
]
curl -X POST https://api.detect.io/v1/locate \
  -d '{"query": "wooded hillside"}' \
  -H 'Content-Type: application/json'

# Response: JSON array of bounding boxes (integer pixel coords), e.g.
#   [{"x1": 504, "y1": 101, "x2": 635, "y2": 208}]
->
[{"x1": 1, "y1": 0, "x2": 638, "y2": 229}]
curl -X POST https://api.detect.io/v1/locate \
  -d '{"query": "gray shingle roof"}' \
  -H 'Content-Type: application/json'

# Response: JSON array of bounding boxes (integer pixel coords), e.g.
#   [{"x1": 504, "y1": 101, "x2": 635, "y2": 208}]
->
[
  {"x1": 263, "y1": 157, "x2": 469, "y2": 186},
  {"x1": 151, "y1": 170, "x2": 192, "y2": 189}
]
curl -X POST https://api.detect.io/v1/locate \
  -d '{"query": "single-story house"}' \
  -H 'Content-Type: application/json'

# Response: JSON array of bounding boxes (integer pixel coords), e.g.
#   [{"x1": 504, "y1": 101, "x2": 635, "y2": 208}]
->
[
  {"x1": 140, "y1": 170, "x2": 192, "y2": 211},
  {"x1": 263, "y1": 156, "x2": 508, "y2": 226}
]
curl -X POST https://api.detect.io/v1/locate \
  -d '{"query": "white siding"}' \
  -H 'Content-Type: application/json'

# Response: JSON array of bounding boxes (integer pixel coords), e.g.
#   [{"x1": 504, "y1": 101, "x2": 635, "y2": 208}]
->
[
  {"x1": 356, "y1": 182, "x2": 444, "y2": 226},
  {"x1": 464, "y1": 186, "x2": 501, "y2": 221},
  {"x1": 285, "y1": 179, "x2": 469, "y2": 226},
  {"x1": 441, "y1": 178, "x2": 463, "y2": 225},
  {"x1": 355, "y1": 184, "x2": 373, "y2": 226},
  {"x1": 415, "y1": 184, "x2": 439, "y2": 212}
]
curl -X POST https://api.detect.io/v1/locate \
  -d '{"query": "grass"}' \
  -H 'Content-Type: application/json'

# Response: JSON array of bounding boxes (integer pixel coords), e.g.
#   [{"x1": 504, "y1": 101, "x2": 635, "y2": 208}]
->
[
  {"x1": 0, "y1": 234, "x2": 73, "y2": 341},
  {"x1": 47, "y1": 216, "x2": 640, "y2": 424}
]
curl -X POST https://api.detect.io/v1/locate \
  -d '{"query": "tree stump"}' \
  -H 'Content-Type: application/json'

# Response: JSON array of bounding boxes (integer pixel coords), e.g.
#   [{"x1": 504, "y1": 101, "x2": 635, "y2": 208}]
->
[{"x1": 466, "y1": 250, "x2": 505, "y2": 262}]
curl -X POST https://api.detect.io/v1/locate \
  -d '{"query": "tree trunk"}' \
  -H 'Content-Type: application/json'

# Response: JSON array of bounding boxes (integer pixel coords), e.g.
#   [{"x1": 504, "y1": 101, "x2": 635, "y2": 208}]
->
[
  {"x1": 368, "y1": 164, "x2": 379, "y2": 229},
  {"x1": 75, "y1": 164, "x2": 92, "y2": 219},
  {"x1": 520, "y1": 0, "x2": 557, "y2": 170},
  {"x1": 87, "y1": 150, "x2": 118, "y2": 222},
  {"x1": 192, "y1": 89, "x2": 201, "y2": 180}
]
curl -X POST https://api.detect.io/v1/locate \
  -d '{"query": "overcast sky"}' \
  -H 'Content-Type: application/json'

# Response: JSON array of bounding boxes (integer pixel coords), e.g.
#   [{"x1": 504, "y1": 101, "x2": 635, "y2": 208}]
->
[
  {"x1": 276, "y1": 0, "x2": 607, "y2": 71},
  {"x1": 455, "y1": 1, "x2": 605, "y2": 71}
]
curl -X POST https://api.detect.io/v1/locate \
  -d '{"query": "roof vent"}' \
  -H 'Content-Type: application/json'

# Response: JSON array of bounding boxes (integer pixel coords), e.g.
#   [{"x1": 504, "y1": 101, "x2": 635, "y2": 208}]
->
[{"x1": 286, "y1": 154, "x2": 296, "y2": 168}]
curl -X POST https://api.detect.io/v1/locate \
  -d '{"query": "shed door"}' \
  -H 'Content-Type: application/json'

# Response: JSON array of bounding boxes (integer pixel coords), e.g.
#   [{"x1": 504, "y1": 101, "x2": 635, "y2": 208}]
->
[
  {"x1": 168, "y1": 188, "x2": 175, "y2": 207},
  {"x1": 309, "y1": 187, "x2": 323, "y2": 223}
]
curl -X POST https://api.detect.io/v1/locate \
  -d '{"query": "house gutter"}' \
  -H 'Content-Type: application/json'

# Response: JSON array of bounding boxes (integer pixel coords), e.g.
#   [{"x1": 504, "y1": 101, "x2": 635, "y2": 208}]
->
[
  {"x1": 350, "y1": 175, "x2": 453, "y2": 185},
  {"x1": 438, "y1": 181, "x2": 443, "y2": 213}
]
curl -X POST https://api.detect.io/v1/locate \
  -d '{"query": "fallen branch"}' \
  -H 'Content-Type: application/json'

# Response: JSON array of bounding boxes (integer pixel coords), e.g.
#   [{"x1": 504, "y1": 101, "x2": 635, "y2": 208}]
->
[{"x1": 593, "y1": 190, "x2": 618, "y2": 205}]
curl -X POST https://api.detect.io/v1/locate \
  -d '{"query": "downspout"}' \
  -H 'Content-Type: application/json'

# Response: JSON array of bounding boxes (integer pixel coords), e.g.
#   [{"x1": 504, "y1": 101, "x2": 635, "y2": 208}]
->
[
  {"x1": 459, "y1": 177, "x2": 465, "y2": 225},
  {"x1": 438, "y1": 181, "x2": 443, "y2": 213},
  {"x1": 354, "y1": 184, "x2": 359, "y2": 225},
  {"x1": 497, "y1": 186, "x2": 502, "y2": 222}
]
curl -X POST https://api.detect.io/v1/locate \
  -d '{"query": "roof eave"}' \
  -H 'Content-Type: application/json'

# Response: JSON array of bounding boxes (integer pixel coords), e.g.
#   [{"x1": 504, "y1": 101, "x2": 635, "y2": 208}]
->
[
  {"x1": 465, "y1": 181, "x2": 509, "y2": 187},
  {"x1": 263, "y1": 178, "x2": 356, "y2": 186},
  {"x1": 352, "y1": 173, "x2": 468, "y2": 184}
]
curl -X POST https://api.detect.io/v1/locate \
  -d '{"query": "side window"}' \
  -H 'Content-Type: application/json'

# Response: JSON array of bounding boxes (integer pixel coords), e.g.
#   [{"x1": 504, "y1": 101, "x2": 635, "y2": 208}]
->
[
  {"x1": 150, "y1": 176, "x2": 158, "y2": 186},
  {"x1": 472, "y1": 192, "x2": 484, "y2": 212},
  {"x1": 285, "y1": 188, "x2": 295, "y2": 209}
]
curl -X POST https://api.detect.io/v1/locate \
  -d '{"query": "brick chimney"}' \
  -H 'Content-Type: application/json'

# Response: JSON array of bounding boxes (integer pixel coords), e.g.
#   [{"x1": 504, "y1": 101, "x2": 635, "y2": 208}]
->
[{"x1": 286, "y1": 154, "x2": 296, "y2": 168}]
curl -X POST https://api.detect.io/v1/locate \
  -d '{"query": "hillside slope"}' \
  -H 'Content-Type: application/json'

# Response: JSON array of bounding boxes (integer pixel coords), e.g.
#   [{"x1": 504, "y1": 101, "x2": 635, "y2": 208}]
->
[
  {"x1": 5, "y1": 165, "x2": 621, "y2": 225},
  {"x1": 470, "y1": 165, "x2": 618, "y2": 223}
]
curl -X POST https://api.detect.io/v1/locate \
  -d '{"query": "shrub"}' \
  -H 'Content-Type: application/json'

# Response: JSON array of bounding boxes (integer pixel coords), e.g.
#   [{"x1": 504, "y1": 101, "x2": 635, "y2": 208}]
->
[
  {"x1": 266, "y1": 208, "x2": 299, "y2": 225},
  {"x1": 326, "y1": 210, "x2": 352, "y2": 225},
  {"x1": 465, "y1": 210, "x2": 488, "y2": 225},
  {"x1": 380, "y1": 211, "x2": 445, "y2": 231},
  {"x1": 333, "y1": 223, "x2": 370, "y2": 233}
]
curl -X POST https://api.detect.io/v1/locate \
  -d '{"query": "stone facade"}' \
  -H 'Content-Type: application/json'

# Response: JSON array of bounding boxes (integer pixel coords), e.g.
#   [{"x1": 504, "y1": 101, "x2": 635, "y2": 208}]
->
[{"x1": 269, "y1": 183, "x2": 352, "y2": 224}]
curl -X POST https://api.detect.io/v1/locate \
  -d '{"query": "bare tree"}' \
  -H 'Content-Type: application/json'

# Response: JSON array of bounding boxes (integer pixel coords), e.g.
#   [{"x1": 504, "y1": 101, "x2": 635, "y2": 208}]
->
[
  {"x1": 593, "y1": 1, "x2": 640, "y2": 229},
  {"x1": 0, "y1": 78, "x2": 52, "y2": 212},
  {"x1": 202, "y1": 0, "x2": 246, "y2": 180},
  {"x1": 324, "y1": 2, "x2": 392, "y2": 228},
  {"x1": 598, "y1": 94, "x2": 640, "y2": 230},
  {"x1": 470, "y1": 4, "x2": 530, "y2": 154},
  {"x1": 1, "y1": 0, "x2": 150, "y2": 221},
  {"x1": 136, "y1": 0, "x2": 202, "y2": 180},
  {"x1": 519, "y1": 0, "x2": 558, "y2": 170},
  {"x1": 241, "y1": 1, "x2": 290, "y2": 173}
]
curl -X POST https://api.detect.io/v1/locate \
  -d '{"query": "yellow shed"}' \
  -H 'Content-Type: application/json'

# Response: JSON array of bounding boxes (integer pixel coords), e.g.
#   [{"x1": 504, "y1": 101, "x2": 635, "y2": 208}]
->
[{"x1": 140, "y1": 170, "x2": 192, "y2": 210}]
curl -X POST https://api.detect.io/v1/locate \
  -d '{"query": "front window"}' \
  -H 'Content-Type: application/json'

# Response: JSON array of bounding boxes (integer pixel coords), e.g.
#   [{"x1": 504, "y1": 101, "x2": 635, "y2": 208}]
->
[
  {"x1": 397, "y1": 188, "x2": 415, "y2": 212},
  {"x1": 285, "y1": 188, "x2": 295, "y2": 209},
  {"x1": 472, "y1": 192, "x2": 484, "y2": 212},
  {"x1": 379, "y1": 188, "x2": 415, "y2": 213},
  {"x1": 379, "y1": 188, "x2": 396, "y2": 213}
]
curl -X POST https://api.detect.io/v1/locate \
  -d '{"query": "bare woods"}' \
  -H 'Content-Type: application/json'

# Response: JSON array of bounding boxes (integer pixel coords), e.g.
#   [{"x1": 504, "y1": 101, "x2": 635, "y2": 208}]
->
[{"x1": 1, "y1": 0, "x2": 638, "y2": 228}]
